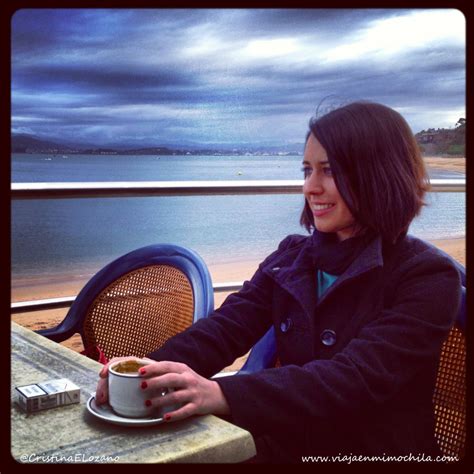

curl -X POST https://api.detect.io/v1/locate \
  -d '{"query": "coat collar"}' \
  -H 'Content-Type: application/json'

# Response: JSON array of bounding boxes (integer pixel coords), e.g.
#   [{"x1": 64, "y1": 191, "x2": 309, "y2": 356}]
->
[{"x1": 262, "y1": 234, "x2": 385, "y2": 317}]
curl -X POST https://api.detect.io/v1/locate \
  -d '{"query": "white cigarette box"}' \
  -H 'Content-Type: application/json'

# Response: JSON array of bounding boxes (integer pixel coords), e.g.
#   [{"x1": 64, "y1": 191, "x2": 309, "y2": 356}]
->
[{"x1": 15, "y1": 378, "x2": 80, "y2": 413}]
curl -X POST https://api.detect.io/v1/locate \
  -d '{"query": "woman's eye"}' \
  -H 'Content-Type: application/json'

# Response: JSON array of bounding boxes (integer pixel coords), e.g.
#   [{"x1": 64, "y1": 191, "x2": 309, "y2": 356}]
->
[
  {"x1": 301, "y1": 166, "x2": 311, "y2": 178},
  {"x1": 323, "y1": 167, "x2": 333, "y2": 176}
]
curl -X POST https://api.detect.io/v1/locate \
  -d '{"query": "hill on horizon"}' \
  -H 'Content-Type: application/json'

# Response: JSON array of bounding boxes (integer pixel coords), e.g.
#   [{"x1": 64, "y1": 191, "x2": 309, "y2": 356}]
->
[
  {"x1": 10, "y1": 133, "x2": 305, "y2": 155},
  {"x1": 11, "y1": 123, "x2": 465, "y2": 156},
  {"x1": 415, "y1": 119, "x2": 465, "y2": 156}
]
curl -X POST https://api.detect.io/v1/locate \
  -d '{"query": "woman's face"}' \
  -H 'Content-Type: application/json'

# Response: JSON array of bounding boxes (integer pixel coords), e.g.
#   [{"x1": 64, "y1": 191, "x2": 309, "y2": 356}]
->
[{"x1": 302, "y1": 133, "x2": 358, "y2": 241}]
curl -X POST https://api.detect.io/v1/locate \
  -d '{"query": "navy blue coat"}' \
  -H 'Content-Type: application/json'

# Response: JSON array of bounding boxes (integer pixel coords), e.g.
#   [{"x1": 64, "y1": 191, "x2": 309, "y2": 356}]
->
[{"x1": 148, "y1": 233, "x2": 461, "y2": 461}]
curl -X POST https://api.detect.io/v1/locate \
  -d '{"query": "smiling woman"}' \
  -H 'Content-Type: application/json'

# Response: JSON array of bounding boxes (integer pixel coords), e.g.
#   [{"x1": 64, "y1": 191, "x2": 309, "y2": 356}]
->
[{"x1": 94, "y1": 101, "x2": 463, "y2": 462}]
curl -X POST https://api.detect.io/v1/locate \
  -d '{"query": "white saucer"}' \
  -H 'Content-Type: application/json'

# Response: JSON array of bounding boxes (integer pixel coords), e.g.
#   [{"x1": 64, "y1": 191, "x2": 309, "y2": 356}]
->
[{"x1": 86, "y1": 394, "x2": 165, "y2": 427}]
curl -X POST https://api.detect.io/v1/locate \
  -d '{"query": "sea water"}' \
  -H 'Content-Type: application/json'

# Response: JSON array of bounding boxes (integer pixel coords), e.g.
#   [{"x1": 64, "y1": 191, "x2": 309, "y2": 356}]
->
[{"x1": 11, "y1": 153, "x2": 465, "y2": 278}]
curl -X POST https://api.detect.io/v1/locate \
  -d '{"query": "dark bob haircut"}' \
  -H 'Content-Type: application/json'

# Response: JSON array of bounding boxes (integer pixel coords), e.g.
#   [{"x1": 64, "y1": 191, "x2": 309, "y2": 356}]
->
[{"x1": 300, "y1": 101, "x2": 430, "y2": 243}]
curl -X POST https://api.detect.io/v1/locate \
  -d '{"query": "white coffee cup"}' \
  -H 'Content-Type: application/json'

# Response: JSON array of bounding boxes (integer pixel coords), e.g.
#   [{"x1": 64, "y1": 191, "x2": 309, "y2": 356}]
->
[{"x1": 108, "y1": 358, "x2": 174, "y2": 418}]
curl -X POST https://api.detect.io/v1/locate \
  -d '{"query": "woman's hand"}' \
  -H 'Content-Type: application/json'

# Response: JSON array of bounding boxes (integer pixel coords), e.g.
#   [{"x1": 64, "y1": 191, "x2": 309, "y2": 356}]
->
[
  {"x1": 95, "y1": 358, "x2": 230, "y2": 422},
  {"x1": 138, "y1": 361, "x2": 230, "y2": 422}
]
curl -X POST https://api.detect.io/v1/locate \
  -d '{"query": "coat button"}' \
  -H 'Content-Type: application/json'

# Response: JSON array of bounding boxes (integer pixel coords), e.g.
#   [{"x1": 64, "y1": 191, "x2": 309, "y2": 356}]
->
[
  {"x1": 272, "y1": 266, "x2": 281, "y2": 272},
  {"x1": 320, "y1": 329, "x2": 337, "y2": 346},
  {"x1": 280, "y1": 318, "x2": 292, "y2": 333}
]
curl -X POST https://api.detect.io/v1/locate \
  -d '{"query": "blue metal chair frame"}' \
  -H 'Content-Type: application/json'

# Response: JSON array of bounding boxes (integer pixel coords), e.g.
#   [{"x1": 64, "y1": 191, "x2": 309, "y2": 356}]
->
[
  {"x1": 238, "y1": 239, "x2": 466, "y2": 374},
  {"x1": 37, "y1": 244, "x2": 214, "y2": 343}
]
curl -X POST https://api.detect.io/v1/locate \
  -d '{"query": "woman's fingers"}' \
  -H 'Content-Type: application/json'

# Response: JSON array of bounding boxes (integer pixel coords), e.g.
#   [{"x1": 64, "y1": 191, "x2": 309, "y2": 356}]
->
[
  {"x1": 141, "y1": 372, "x2": 188, "y2": 392},
  {"x1": 140, "y1": 360, "x2": 188, "y2": 377},
  {"x1": 161, "y1": 402, "x2": 198, "y2": 423},
  {"x1": 144, "y1": 386, "x2": 197, "y2": 423},
  {"x1": 95, "y1": 376, "x2": 109, "y2": 405},
  {"x1": 151, "y1": 387, "x2": 189, "y2": 408}
]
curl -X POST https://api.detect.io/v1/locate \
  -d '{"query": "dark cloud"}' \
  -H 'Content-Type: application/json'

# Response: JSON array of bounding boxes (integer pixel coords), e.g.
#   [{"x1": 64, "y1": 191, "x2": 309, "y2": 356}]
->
[
  {"x1": 11, "y1": 8, "x2": 465, "y2": 146},
  {"x1": 13, "y1": 64, "x2": 198, "y2": 91}
]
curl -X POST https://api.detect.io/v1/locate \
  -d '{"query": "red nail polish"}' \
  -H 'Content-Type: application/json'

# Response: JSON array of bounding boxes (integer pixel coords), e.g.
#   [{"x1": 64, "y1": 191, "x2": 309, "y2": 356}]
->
[
  {"x1": 141, "y1": 381, "x2": 148, "y2": 389},
  {"x1": 145, "y1": 400, "x2": 152, "y2": 407},
  {"x1": 139, "y1": 368, "x2": 147, "y2": 375},
  {"x1": 164, "y1": 414, "x2": 171, "y2": 421}
]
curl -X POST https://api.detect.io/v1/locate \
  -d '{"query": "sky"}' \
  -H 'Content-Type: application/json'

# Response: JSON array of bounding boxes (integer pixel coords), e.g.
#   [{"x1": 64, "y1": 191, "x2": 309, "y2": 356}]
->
[{"x1": 11, "y1": 8, "x2": 466, "y2": 149}]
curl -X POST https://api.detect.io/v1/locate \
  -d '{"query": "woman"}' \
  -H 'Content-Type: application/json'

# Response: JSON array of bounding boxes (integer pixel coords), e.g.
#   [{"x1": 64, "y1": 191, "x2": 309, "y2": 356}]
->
[{"x1": 96, "y1": 101, "x2": 461, "y2": 461}]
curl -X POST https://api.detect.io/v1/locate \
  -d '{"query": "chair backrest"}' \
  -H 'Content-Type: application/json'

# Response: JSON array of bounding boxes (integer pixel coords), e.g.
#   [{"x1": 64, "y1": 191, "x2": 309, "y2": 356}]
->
[
  {"x1": 433, "y1": 317, "x2": 466, "y2": 459},
  {"x1": 38, "y1": 244, "x2": 214, "y2": 360},
  {"x1": 238, "y1": 241, "x2": 466, "y2": 458},
  {"x1": 238, "y1": 326, "x2": 277, "y2": 375},
  {"x1": 423, "y1": 242, "x2": 466, "y2": 459}
]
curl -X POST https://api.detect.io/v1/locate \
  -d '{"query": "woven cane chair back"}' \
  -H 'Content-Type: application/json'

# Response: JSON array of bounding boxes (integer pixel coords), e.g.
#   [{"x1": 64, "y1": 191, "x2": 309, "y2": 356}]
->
[
  {"x1": 37, "y1": 244, "x2": 214, "y2": 359},
  {"x1": 82, "y1": 265, "x2": 195, "y2": 360},
  {"x1": 433, "y1": 325, "x2": 466, "y2": 459}
]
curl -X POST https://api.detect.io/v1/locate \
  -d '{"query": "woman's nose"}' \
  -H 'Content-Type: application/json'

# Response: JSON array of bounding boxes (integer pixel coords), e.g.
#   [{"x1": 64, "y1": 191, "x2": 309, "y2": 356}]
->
[{"x1": 304, "y1": 171, "x2": 323, "y2": 194}]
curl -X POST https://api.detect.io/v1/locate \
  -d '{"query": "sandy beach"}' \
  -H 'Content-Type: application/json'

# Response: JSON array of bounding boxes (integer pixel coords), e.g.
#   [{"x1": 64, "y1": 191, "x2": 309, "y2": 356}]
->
[
  {"x1": 11, "y1": 157, "x2": 465, "y2": 371},
  {"x1": 423, "y1": 156, "x2": 465, "y2": 173}
]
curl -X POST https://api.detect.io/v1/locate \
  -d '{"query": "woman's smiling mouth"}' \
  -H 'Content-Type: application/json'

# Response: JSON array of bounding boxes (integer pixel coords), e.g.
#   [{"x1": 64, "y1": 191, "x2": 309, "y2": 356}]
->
[{"x1": 311, "y1": 202, "x2": 335, "y2": 217}]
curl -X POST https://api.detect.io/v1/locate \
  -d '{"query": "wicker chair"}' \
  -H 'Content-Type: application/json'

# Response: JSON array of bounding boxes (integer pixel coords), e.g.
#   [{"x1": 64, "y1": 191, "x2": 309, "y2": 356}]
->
[
  {"x1": 237, "y1": 241, "x2": 466, "y2": 459},
  {"x1": 37, "y1": 244, "x2": 214, "y2": 361},
  {"x1": 432, "y1": 256, "x2": 466, "y2": 459}
]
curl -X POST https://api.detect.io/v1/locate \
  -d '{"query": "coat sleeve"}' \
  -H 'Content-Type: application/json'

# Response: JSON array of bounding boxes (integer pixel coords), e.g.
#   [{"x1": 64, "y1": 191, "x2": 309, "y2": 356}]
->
[
  {"x1": 215, "y1": 250, "x2": 461, "y2": 437},
  {"x1": 146, "y1": 236, "x2": 295, "y2": 378}
]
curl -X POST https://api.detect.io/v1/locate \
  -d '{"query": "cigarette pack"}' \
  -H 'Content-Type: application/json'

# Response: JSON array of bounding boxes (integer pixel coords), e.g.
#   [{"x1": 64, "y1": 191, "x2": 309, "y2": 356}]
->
[{"x1": 15, "y1": 378, "x2": 80, "y2": 413}]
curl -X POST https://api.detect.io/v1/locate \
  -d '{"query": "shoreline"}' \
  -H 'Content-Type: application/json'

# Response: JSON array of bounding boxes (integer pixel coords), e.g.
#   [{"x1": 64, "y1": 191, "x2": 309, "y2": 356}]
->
[
  {"x1": 11, "y1": 235, "x2": 466, "y2": 303},
  {"x1": 422, "y1": 156, "x2": 465, "y2": 173}
]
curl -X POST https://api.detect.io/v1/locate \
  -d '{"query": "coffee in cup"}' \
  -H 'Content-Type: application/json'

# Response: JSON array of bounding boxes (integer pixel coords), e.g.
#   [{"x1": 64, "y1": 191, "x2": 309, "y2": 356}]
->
[{"x1": 111, "y1": 359, "x2": 147, "y2": 374}]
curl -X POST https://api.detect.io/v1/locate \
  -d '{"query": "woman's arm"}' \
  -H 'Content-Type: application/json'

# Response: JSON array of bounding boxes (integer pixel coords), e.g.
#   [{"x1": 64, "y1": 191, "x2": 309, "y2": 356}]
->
[{"x1": 146, "y1": 235, "x2": 297, "y2": 378}]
